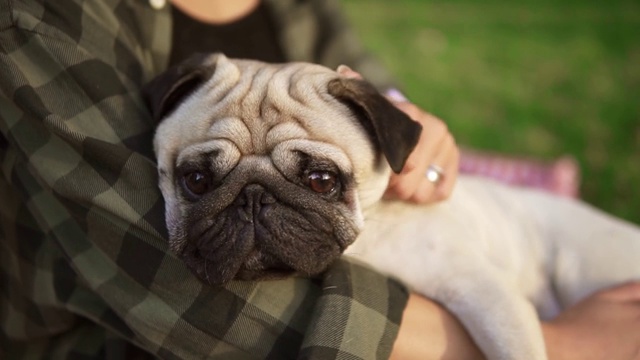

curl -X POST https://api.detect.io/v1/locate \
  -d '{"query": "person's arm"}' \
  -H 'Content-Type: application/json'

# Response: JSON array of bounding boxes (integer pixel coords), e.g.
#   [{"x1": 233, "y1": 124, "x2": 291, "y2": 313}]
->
[
  {"x1": 0, "y1": 2, "x2": 408, "y2": 358},
  {"x1": 390, "y1": 294, "x2": 485, "y2": 360}
]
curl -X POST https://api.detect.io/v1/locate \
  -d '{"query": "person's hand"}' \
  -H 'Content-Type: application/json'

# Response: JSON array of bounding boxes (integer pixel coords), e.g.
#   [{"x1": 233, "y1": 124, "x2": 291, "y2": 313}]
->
[
  {"x1": 542, "y1": 281, "x2": 640, "y2": 360},
  {"x1": 384, "y1": 102, "x2": 459, "y2": 204},
  {"x1": 336, "y1": 66, "x2": 459, "y2": 204}
]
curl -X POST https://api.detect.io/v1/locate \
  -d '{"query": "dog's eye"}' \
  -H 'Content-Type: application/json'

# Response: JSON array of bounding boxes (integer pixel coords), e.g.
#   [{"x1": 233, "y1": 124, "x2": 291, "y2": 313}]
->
[
  {"x1": 183, "y1": 171, "x2": 211, "y2": 196},
  {"x1": 307, "y1": 171, "x2": 337, "y2": 194}
]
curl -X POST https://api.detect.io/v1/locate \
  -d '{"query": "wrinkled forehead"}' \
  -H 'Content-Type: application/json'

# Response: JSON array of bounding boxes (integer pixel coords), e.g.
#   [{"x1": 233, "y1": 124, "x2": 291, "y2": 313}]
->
[
  {"x1": 155, "y1": 59, "x2": 368, "y2": 157},
  {"x1": 201, "y1": 59, "x2": 342, "y2": 121}
]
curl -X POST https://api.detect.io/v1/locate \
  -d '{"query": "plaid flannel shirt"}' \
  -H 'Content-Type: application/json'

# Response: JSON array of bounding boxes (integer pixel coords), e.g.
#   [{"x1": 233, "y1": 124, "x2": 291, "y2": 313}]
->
[{"x1": 0, "y1": 0, "x2": 407, "y2": 359}]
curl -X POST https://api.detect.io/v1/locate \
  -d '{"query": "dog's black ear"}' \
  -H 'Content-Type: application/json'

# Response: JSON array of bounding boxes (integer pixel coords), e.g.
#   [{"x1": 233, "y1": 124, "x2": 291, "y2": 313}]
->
[
  {"x1": 142, "y1": 53, "x2": 217, "y2": 122},
  {"x1": 327, "y1": 78, "x2": 422, "y2": 173}
]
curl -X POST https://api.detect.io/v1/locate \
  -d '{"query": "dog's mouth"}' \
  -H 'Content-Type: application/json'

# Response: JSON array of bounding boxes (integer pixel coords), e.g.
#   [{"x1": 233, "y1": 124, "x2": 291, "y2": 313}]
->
[
  {"x1": 234, "y1": 248, "x2": 298, "y2": 280},
  {"x1": 181, "y1": 242, "x2": 303, "y2": 285},
  {"x1": 179, "y1": 218, "x2": 348, "y2": 285}
]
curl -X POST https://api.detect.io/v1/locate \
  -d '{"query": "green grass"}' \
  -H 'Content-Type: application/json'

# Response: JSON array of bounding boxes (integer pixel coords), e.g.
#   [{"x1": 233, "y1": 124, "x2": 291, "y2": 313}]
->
[{"x1": 343, "y1": 0, "x2": 640, "y2": 224}]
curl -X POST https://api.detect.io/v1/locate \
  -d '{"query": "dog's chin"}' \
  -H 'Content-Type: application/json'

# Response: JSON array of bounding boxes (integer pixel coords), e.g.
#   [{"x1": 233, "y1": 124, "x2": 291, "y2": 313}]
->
[
  {"x1": 234, "y1": 267, "x2": 298, "y2": 282},
  {"x1": 180, "y1": 242, "x2": 335, "y2": 286}
]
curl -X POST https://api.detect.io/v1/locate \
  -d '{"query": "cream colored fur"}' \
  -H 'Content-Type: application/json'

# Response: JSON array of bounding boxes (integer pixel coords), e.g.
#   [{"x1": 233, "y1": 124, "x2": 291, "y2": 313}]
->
[{"x1": 154, "y1": 54, "x2": 640, "y2": 360}]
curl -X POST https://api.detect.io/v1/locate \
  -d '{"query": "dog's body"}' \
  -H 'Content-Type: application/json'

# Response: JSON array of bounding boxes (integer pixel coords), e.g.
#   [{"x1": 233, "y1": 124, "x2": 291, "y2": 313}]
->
[
  {"x1": 144, "y1": 54, "x2": 640, "y2": 360},
  {"x1": 350, "y1": 175, "x2": 640, "y2": 359}
]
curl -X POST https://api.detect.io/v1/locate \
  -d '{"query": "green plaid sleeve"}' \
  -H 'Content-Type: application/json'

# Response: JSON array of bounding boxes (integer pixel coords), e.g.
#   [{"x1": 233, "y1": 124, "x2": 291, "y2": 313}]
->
[{"x1": 0, "y1": 1, "x2": 408, "y2": 359}]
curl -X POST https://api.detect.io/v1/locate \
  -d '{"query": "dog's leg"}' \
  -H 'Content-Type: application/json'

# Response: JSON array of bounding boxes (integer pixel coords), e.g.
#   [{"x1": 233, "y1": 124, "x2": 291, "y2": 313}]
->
[
  {"x1": 502, "y1": 186, "x2": 640, "y2": 309},
  {"x1": 420, "y1": 262, "x2": 547, "y2": 360},
  {"x1": 534, "y1": 196, "x2": 640, "y2": 308},
  {"x1": 357, "y1": 247, "x2": 548, "y2": 360}
]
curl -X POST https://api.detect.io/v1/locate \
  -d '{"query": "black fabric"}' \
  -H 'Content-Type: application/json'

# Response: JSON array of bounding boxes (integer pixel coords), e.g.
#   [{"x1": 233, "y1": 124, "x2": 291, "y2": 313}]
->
[{"x1": 169, "y1": 2, "x2": 286, "y2": 67}]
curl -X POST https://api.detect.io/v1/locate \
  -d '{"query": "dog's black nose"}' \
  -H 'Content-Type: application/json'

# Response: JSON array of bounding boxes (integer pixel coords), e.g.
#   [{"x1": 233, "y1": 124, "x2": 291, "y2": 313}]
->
[{"x1": 236, "y1": 184, "x2": 275, "y2": 222}]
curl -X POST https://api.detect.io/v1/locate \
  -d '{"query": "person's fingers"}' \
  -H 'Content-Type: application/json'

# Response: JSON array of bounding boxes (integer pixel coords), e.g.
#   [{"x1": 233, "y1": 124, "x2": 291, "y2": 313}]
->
[
  {"x1": 382, "y1": 101, "x2": 459, "y2": 204},
  {"x1": 405, "y1": 175, "x2": 437, "y2": 204},
  {"x1": 394, "y1": 140, "x2": 438, "y2": 202},
  {"x1": 431, "y1": 133, "x2": 459, "y2": 202},
  {"x1": 405, "y1": 107, "x2": 453, "y2": 203},
  {"x1": 386, "y1": 170, "x2": 434, "y2": 202},
  {"x1": 385, "y1": 146, "x2": 436, "y2": 203},
  {"x1": 384, "y1": 103, "x2": 437, "y2": 201},
  {"x1": 407, "y1": 133, "x2": 450, "y2": 204}
]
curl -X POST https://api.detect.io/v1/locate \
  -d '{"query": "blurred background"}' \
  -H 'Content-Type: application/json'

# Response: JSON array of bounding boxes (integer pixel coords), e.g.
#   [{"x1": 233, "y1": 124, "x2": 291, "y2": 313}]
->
[{"x1": 342, "y1": 0, "x2": 640, "y2": 224}]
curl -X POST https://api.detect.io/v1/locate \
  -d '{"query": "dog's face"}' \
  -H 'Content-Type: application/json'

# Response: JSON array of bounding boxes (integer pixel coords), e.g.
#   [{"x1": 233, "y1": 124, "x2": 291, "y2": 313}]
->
[{"x1": 144, "y1": 54, "x2": 421, "y2": 285}]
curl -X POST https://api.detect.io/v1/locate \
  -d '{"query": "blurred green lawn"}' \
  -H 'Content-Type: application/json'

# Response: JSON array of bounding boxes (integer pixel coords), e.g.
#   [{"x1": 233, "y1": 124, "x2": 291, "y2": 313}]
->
[{"x1": 343, "y1": 0, "x2": 640, "y2": 225}]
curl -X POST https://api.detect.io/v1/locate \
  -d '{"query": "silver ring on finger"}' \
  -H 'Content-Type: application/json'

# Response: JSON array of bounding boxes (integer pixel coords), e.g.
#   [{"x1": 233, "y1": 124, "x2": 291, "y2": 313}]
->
[{"x1": 426, "y1": 164, "x2": 445, "y2": 185}]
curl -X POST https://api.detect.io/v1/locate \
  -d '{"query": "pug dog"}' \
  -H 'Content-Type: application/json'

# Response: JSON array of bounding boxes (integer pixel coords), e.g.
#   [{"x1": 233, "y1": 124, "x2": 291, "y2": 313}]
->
[{"x1": 143, "y1": 53, "x2": 640, "y2": 360}]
